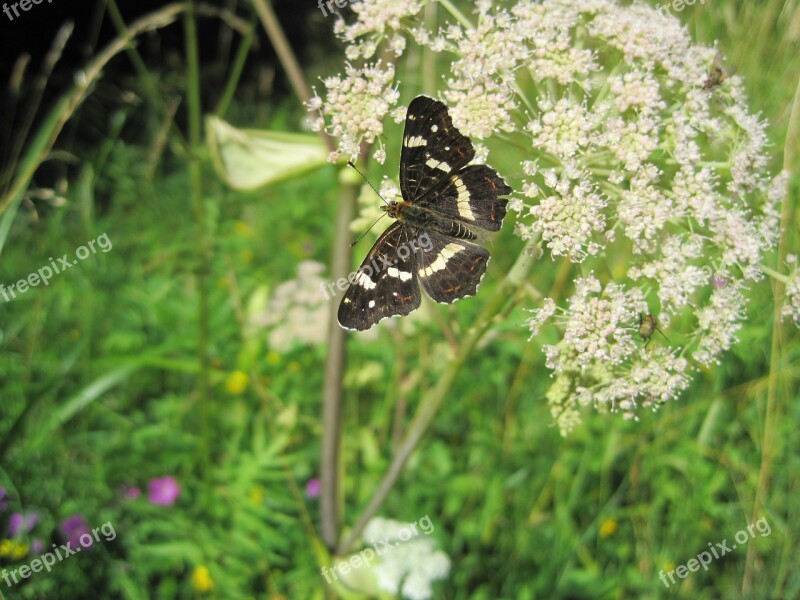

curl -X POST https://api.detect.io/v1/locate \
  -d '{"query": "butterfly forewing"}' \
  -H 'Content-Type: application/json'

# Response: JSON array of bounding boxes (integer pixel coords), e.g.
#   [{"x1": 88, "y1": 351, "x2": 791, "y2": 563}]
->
[
  {"x1": 337, "y1": 223, "x2": 421, "y2": 331},
  {"x1": 400, "y1": 96, "x2": 475, "y2": 203}
]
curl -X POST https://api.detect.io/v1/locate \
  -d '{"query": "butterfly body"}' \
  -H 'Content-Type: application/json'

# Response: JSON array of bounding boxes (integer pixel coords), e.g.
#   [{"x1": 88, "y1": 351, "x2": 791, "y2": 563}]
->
[{"x1": 338, "y1": 96, "x2": 512, "y2": 331}]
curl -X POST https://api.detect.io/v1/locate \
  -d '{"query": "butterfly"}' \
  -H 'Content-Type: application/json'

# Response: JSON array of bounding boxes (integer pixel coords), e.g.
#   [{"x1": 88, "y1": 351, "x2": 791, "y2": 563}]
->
[{"x1": 337, "y1": 95, "x2": 512, "y2": 331}]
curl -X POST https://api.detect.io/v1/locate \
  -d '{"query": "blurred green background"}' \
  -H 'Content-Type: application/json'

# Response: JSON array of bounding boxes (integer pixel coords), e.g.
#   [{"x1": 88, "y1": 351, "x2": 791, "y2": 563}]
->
[{"x1": 0, "y1": 0, "x2": 798, "y2": 598}]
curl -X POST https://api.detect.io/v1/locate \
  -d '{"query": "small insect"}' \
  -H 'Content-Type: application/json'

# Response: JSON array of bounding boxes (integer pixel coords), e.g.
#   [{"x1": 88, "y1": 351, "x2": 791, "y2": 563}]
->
[
  {"x1": 703, "y1": 51, "x2": 730, "y2": 90},
  {"x1": 638, "y1": 313, "x2": 670, "y2": 348}
]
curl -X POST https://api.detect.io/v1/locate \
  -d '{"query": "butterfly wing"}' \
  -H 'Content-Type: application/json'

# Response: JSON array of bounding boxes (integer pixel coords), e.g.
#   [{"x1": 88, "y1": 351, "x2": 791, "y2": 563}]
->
[
  {"x1": 400, "y1": 96, "x2": 475, "y2": 204},
  {"x1": 339, "y1": 95, "x2": 512, "y2": 331},
  {"x1": 415, "y1": 231, "x2": 491, "y2": 304},
  {"x1": 401, "y1": 97, "x2": 511, "y2": 233},
  {"x1": 423, "y1": 164, "x2": 511, "y2": 232},
  {"x1": 337, "y1": 222, "x2": 421, "y2": 331}
]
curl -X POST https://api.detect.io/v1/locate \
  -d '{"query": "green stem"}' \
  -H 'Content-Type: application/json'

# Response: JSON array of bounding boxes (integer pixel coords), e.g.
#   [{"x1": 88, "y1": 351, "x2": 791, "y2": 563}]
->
[
  {"x1": 742, "y1": 57, "x2": 800, "y2": 594},
  {"x1": 321, "y1": 168, "x2": 360, "y2": 550},
  {"x1": 0, "y1": 22, "x2": 73, "y2": 195},
  {"x1": 105, "y1": 0, "x2": 178, "y2": 140},
  {"x1": 250, "y1": 0, "x2": 316, "y2": 112},
  {"x1": 337, "y1": 239, "x2": 538, "y2": 555},
  {"x1": 184, "y1": 2, "x2": 213, "y2": 488},
  {"x1": 437, "y1": 0, "x2": 474, "y2": 29},
  {"x1": 215, "y1": 16, "x2": 257, "y2": 117},
  {"x1": 0, "y1": 3, "x2": 189, "y2": 219},
  {"x1": 759, "y1": 263, "x2": 789, "y2": 283}
]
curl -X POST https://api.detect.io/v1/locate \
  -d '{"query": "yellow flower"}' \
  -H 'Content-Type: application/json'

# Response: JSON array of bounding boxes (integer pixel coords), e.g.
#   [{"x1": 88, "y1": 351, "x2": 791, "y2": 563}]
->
[
  {"x1": 192, "y1": 565, "x2": 214, "y2": 592},
  {"x1": 599, "y1": 518, "x2": 618, "y2": 538},
  {"x1": 249, "y1": 486, "x2": 264, "y2": 505},
  {"x1": 12, "y1": 542, "x2": 28, "y2": 559},
  {"x1": 0, "y1": 539, "x2": 29, "y2": 559},
  {"x1": 225, "y1": 370, "x2": 249, "y2": 395},
  {"x1": 240, "y1": 249, "x2": 254, "y2": 265},
  {"x1": 234, "y1": 221, "x2": 255, "y2": 237}
]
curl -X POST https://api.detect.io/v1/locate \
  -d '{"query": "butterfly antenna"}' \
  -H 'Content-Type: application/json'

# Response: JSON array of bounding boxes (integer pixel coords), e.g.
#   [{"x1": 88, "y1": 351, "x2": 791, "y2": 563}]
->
[
  {"x1": 349, "y1": 212, "x2": 387, "y2": 247},
  {"x1": 347, "y1": 161, "x2": 388, "y2": 205}
]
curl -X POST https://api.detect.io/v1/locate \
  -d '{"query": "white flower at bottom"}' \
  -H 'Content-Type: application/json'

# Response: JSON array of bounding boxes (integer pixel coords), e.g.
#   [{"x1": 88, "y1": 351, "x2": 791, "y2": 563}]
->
[{"x1": 361, "y1": 517, "x2": 450, "y2": 600}]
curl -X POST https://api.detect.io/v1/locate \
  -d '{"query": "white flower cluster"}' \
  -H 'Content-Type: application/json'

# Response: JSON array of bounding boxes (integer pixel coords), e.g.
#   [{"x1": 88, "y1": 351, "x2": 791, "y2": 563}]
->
[
  {"x1": 309, "y1": 61, "x2": 399, "y2": 163},
  {"x1": 539, "y1": 274, "x2": 691, "y2": 434},
  {"x1": 335, "y1": 0, "x2": 423, "y2": 59},
  {"x1": 312, "y1": 0, "x2": 788, "y2": 432},
  {"x1": 781, "y1": 255, "x2": 800, "y2": 328},
  {"x1": 250, "y1": 261, "x2": 328, "y2": 352},
  {"x1": 362, "y1": 517, "x2": 450, "y2": 600}
]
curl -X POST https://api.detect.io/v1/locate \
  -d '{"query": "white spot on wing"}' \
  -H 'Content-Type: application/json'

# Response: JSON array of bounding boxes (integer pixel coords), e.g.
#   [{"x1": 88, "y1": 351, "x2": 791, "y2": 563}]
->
[
  {"x1": 452, "y1": 175, "x2": 475, "y2": 221},
  {"x1": 368, "y1": 300, "x2": 376, "y2": 308},
  {"x1": 356, "y1": 271, "x2": 376, "y2": 290},
  {"x1": 404, "y1": 135, "x2": 427, "y2": 148},
  {"x1": 431, "y1": 124, "x2": 438, "y2": 132},
  {"x1": 426, "y1": 157, "x2": 451, "y2": 172},
  {"x1": 419, "y1": 243, "x2": 464, "y2": 277},
  {"x1": 387, "y1": 267, "x2": 412, "y2": 281}
]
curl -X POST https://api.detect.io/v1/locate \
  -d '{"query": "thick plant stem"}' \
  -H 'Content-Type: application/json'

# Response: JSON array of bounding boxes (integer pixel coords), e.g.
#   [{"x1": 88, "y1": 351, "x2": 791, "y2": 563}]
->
[
  {"x1": 321, "y1": 171, "x2": 360, "y2": 549},
  {"x1": 251, "y1": 0, "x2": 314, "y2": 106},
  {"x1": 337, "y1": 241, "x2": 537, "y2": 555}
]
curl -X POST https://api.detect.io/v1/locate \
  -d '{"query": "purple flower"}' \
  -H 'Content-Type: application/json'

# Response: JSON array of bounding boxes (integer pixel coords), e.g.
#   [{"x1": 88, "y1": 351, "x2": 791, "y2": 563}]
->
[
  {"x1": 60, "y1": 514, "x2": 92, "y2": 548},
  {"x1": 8, "y1": 512, "x2": 38, "y2": 536},
  {"x1": 30, "y1": 539, "x2": 44, "y2": 554},
  {"x1": 148, "y1": 476, "x2": 180, "y2": 506},
  {"x1": 305, "y1": 478, "x2": 321, "y2": 498}
]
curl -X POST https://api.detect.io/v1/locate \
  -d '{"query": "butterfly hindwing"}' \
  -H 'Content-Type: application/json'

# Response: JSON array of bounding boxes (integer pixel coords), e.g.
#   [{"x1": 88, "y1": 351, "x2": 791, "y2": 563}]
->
[
  {"x1": 415, "y1": 231, "x2": 490, "y2": 304},
  {"x1": 427, "y1": 164, "x2": 512, "y2": 231},
  {"x1": 337, "y1": 222, "x2": 421, "y2": 331},
  {"x1": 400, "y1": 96, "x2": 475, "y2": 203}
]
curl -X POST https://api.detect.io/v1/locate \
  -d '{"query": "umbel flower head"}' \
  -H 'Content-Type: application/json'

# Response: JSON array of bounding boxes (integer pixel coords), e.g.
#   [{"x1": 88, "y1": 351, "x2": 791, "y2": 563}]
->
[
  {"x1": 362, "y1": 517, "x2": 450, "y2": 600},
  {"x1": 310, "y1": 0, "x2": 788, "y2": 435}
]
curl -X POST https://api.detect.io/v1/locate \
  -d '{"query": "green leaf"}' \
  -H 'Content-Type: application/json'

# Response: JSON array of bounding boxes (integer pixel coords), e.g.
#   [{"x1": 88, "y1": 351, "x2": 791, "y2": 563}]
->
[{"x1": 206, "y1": 115, "x2": 329, "y2": 190}]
